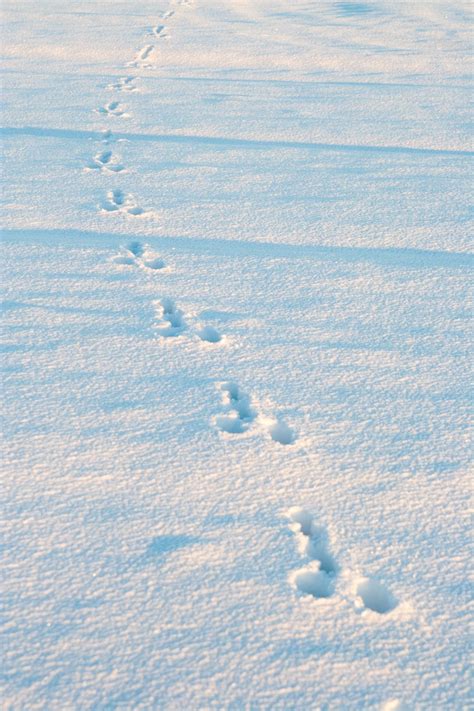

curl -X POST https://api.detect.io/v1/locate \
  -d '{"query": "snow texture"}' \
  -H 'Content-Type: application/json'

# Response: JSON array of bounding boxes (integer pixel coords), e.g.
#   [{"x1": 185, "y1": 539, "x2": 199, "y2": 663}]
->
[{"x1": 1, "y1": 0, "x2": 472, "y2": 708}]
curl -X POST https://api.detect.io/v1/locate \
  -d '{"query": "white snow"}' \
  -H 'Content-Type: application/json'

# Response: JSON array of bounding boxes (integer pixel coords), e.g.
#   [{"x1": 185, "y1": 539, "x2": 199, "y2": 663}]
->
[{"x1": 1, "y1": 0, "x2": 472, "y2": 708}]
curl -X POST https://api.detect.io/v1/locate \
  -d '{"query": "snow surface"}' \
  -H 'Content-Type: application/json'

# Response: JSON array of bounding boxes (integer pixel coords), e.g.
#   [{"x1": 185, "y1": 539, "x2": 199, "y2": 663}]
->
[{"x1": 1, "y1": 0, "x2": 472, "y2": 708}]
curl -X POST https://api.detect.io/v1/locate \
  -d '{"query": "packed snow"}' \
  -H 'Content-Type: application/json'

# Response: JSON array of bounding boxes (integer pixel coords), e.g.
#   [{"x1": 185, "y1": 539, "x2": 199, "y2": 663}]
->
[{"x1": 1, "y1": 0, "x2": 472, "y2": 708}]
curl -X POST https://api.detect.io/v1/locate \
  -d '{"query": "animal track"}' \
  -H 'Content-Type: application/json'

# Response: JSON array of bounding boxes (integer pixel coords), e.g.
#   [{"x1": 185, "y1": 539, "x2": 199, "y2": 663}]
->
[
  {"x1": 96, "y1": 101, "x2": 127, "y2": 117},
  {"x1": 197, "y1": 325, "x2": 221, "y2": 343},
  {"x1": 111, "y1": 241, "x2": 166, "y2": 270},
  {"x1": 101, "y1": 189, "x2": 145, "y2": 216},
  {"x1": 286, "y1": 509, "x2": 397, "y2": 613},
  {"x1": 214, "y1": 384, "x2": 295, "y2": 442},
  {"x1": 139, "y1": 45, "x2": 154, "y2": 61},
  {"x1": 216, "y1": 382, "x2": 255, "y2": 434},
  {"x1": 128, "y1": 45, "x2": 155, "y2": 68},
  {"x1": 108, "y1": 75, "x2": 137, "y2": 93},
  {"x1": 262, "y1": 413, "x2": 295, "y2": 446},
  {"x1": 286, "y1": 508, "x2": 338, "y2": 599},
  {"x1": 290, "y1": 563, "x2": 334, "y2": 599},
  {"x1": 152, "y1": 298, "x2": 224, "y2": 341},
  {"x1": 155, "y1": 298, "x2": 187, "y2": 337},
  {"x1": 152, "y1": 24, "x2": 168, "y2": 38},
  {"x1": 268, "y1": 419, "x2": 295, "y2": 445},
  {"x1": 354, "y1": 576, "x2": 397, "y2": 614},
  {"x1": 103, "y1": 188, "x2": 125, "y2": 211},
  {"x1": 86, "y1": 149, "x2": 124, "y2": 173}
]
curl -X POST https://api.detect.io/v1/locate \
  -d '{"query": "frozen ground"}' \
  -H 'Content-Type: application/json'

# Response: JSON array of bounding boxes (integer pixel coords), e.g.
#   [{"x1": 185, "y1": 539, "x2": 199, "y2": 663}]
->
[{"x1": 1, "y1": 1, "x2": 472, "y2": 708}]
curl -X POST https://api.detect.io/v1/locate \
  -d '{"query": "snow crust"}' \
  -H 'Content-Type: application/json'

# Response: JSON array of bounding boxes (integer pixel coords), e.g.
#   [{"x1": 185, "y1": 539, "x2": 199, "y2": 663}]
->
[{"x1": 1, "y1": 0, "x2": 472, "y2": 708}]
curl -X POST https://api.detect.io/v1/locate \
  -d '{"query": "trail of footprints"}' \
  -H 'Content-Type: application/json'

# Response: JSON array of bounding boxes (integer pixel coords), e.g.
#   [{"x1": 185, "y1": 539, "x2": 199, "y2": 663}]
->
[
  {"x1": 88, "y1": 2, "x2": 400, "y2": 631},
  {"x1": 89, "y1": 3, "x2": 189, "y2": 214},
  {"x1": 88, "y1": 0, "x2": 399, "y2": 625},
  {"x1": 87, "y1": 131, "x2": 147, "y2": 216},
  {"x1": 110, "y1": 229, "x2": 297, "y2": 444},
  {"x1": 89, "y1": 1, "x2": 399, "y2": 626},
  {"x1": 286, "y1": 508, "x2": 397, "y2": 614}
]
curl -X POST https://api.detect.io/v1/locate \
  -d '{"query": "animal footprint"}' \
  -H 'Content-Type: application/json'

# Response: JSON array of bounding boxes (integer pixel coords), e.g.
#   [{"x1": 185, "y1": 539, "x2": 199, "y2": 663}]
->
[
  {"x1": 286, "y1": 508, "x2": 397, "y2": 613},
  {"x1": 96, "y1": 101, "x2": 127, "y2": 117},
  {"x1": 290, "y1": 564, "x2": 334, "y2": 599},
  {"x1": 286, "y1": 508, "x2": 338, "y2": 599},
  {"x1": 102, "y1": 188, "x2": 125, "y2": 212},
  {"x1": 108, "y1": 75, "x2": 137, "y2": 93},
  {"x1": 86, "y1": 149, "x2": 124, "y2": 173},
  {"x1": 259, "y1": 412, "x2": 295, "y2": 445},
  {"x1": 152, "y1": 24, "x2": 168, "y2": 38},
  {"x1": 133, "y1": 241, "x2": 166, "y2": 270},
  {"x1": 111, "y1": 241, "x2": 165, "y2": 270},
  {"x1": 155, "y1": 298, "x2": 186, "y2": 337},
  {"x1": 111, "y1": 241, "x2": 141, "y2": 266},
  {"x1": 353, "y1": 577, "x2": 397, "y2": 614},
  {"x1": 216, "y1": 382, "x2": 255, "y2": 434},
  {"x1": 101, "y1": 189, "x2": 145, "y2": 216},
  {"x1": 214, "y1": 384, "x2": 295, "y2": 442},
  {"x1": 155, "y1": 304, "x2": 223, "y2": 341},
  {"x1": 268, "y1": 419, "x2": 295, "y2": 445},
  {"x1": 197, "y1": 325, "x2": 221, "y2": 343},
  {"x1": 128, "y1": 45, "x2": 154, "y2": 68}
]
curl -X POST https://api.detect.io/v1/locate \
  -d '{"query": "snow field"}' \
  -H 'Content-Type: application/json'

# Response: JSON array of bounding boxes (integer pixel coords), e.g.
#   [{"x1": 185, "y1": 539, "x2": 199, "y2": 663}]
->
[{"x1": 2, "y1": 0, "x2": 473, "y2": 708}]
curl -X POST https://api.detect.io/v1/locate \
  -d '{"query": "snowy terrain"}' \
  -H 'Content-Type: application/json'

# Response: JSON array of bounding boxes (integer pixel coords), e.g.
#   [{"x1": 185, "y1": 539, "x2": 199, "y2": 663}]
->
[{"x1": 1, "y1": 0, "x2": 472, "y2": 708}]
